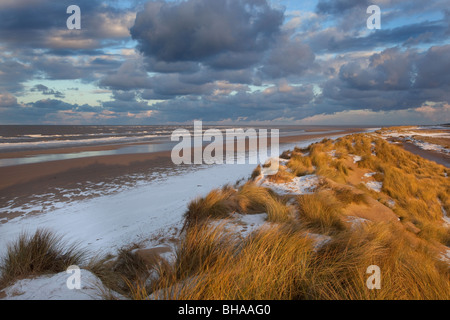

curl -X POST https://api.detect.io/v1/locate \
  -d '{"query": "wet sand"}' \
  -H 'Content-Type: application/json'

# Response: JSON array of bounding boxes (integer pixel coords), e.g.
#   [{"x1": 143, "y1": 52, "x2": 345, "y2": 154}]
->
[
  {"x1": 401, "y1": 141, "x2": 450, "y2": 168},
  {"x1": 0, "y1": 128, "x2": 363, "y2": 195}
]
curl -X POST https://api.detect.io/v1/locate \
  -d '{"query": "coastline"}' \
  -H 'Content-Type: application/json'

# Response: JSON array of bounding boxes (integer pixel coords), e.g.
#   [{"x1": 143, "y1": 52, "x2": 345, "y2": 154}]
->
[
  {"x1": 0, "y1": 126, "x2": 448, "y2": 301},
  {"x1": 0, "y1": 127, "x2": 364, "y2": 192}
]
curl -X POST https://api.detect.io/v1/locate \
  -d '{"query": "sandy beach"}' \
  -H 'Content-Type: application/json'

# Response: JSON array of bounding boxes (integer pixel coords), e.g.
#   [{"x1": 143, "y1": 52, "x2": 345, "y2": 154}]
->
[
  {"x1": 0, "y1": 126, "x2": 366, "y2": 253},
  {"x1": 0, "y1": 127, "x2": 364, "y2": 201}
]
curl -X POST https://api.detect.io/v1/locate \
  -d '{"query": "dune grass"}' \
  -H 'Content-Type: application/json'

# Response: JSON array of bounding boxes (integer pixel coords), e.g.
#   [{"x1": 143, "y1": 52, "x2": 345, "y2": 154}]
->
[
  {"x1": 148, "y1": 220, "x2": 449, "y2": 300},
  {"x1": 149, "y1": 130, "x2": 450, "y2": 300},
  {"x1": 308, "y1": 222, "x2": 450, "y2": 300},
  {"x1": 151, "y1": 223, "x2": 316, "y2": 300},
  {"x1": 182, "y1": 186, "x2": 236, "y2": 231},
  {"x1": 3, "y1": 130, "x2": 448, "y2": 300},
  {"x1": 0, "y1": 229, "x2": 85, "y2": 289},
  {"x1": 296, "y1": 193, "x2": 346, "y2": 234},
  {"x1": 182, "y1": 181, "x2": 293, "y2": 230}
]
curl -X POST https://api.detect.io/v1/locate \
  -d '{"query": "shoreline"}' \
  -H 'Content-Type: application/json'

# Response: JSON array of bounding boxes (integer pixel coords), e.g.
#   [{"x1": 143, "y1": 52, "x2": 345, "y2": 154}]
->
[
  {"x1": 0, "y1": 128, "x2": 364, "y2": 192},
  {"x1": 0, "y1": 128, "x2": 364, "y2": 224},
  {"x1": 0, "y1": 126, "x2": 363, "y2": 159}
]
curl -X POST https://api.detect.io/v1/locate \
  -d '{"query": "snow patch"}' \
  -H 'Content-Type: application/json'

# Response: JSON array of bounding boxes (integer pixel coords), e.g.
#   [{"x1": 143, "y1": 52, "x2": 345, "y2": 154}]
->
[
  {"x1": 365, "y1": 181, "x2": 382, "y2": 193},
  {"x1": 0, "y1": 269, "x2": 123, "y2": 300},
  {"x1": 260, "y1": 175, "x2": 319, "y2": 195},
  {"x1": 440, "y1": 248, "x2": 450, "y2": 265},
  {"x1": 350, "y1": 154, "x2": 362, "y2": 163},
  {"x1": 346, "y1": 216, "x2": 370, "y2": 229}
]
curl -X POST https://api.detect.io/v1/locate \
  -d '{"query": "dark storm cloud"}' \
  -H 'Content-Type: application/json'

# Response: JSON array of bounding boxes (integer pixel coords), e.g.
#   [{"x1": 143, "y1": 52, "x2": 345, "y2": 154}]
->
[
  {"x1": 142, "y1": 82, "x2": 316, "y2": 123},
  {"x1": 0, "y1": 92, "x2": 18, "y2": 108},
  {"x1": 307, "y1": 20, "x2": 449, "y2": 53},
  {"x1": 144, "y1": 58, "x2": 200, "y2": 74},
  {"x1": 414, "y1": 45, "x2": 450, "y2": 89},
  {"x1": 102, "y1": 100, "x2": 151, "y2": 113},
  {"x1": 319, "y1": 45, "x2": 450, "y2": 112},
  {"x1": 30, "y1": 99, "x2": 77, "y2": 111},
  {"x1": 99, "y1": 59, "x2": 153, "y2": 90},
  {"x1": 316, "y1": 0, "x2": 370, "y2": 14},
  {"x1": 261, "y1": 35, "x2": 316, "y2": 78},
  {"x1": 130, "y1": 0, "x2": 284, "y2": 70},
  {"x1": 0, "y1": 0, "x2": 133, "y2": 51},
  {"x1": 1, "y1": 0, "x2": 449, "y2": 124},
  {"x1": 0, "y1": 59, "x2": 35, "y2": 93}
]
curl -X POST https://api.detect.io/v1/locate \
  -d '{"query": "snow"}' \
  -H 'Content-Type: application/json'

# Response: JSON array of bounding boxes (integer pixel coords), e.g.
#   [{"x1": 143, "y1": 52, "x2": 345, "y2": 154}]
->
[
  {"x1": 350, "y1": 154, "x2": 362, "y2": 163},
  {"x1": 413, "y1": 140, "x2": 449, "y2": 154},
  {"x1": 386, "y1": 199, "x2": 396, "y2": 208},
  {"x1": 365, "y1": 181, "x2": 382, "y2": 193},
  {"x1": 0, "y1": 138, "x2": 327, "y2": 258},
  {"x1": 380, "y1": 130, "x2": 450, "y2": 155},
  {"x1": 327, "y1": 150, "x2": 337, "y2": 158},
  {"x1": 0, "y1": 269, "x2": 123, "y2": 300},
  {"x1": 381, "y1": 130, "x2": 450, "y2": 139},
  {"x1": 346, "y1": 216, "x2": 370, "y2": 229},
  {"x1": 259, "y1": 174, "x2": 319, "y2": 195},
  {"x1": 362, "y1": 172, "x2": 382, "y2": 193},
  {"x1": 0, "y1": 163, "x2": 259, "y2": 258},
  {"x1": 439, "y1": 200, "x2": 450, "y2": 226},
  {"x1": 364, "y1": 172, "x2": 377, "y2": 178},
  {"x1": 440, "y1": 248, "x2": 450, "y2": 265},
  {"x1": 212, "y1": 213, "x2": 270, "y2": 239}
]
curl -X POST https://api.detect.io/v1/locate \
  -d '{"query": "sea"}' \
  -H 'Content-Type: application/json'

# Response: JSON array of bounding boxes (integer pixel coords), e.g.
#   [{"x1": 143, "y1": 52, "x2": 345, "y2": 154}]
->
[{"x1": 0, "y1": 125, "x2": 341, "y2": 167}]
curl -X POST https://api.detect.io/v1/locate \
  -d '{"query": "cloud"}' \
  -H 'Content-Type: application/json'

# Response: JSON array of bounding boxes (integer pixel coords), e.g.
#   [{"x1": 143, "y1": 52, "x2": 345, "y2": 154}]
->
[
  {"x1": 0, "y1": 0, "x2": 134, "y2": 51},
  {"x1": 0, "y1": 92, "x2": 18, "y2": 108},
  {"x1": 1, "y1": 0, "x2": 449, "y2": 124},
  {"x1": 261, "y1": 35, "x2": 316, "y2": 78},
  {"x1": 31, "y1": 84, "x2": 65, "y2": 98},
  {"x1": 0, "y1": 58, "x2": 35, "y2": 93},
  {"x1": 318, "y1": 45, "x2": 450, "y2": 113},
  {"x1": 130, "y1": 0, "x2": 284, "y2": 70}
]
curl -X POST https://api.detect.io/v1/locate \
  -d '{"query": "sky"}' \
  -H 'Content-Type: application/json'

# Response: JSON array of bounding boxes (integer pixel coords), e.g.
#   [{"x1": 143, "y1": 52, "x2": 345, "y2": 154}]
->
[{"x1": 0, "y1": 0, "x2": 449, "y2": 125}]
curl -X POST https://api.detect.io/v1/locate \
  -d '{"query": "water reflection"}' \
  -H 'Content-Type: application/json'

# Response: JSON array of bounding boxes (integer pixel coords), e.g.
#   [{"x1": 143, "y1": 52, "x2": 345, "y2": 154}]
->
[{"x1": 0, "y1": 142, "x2": 177, "y2": 167}]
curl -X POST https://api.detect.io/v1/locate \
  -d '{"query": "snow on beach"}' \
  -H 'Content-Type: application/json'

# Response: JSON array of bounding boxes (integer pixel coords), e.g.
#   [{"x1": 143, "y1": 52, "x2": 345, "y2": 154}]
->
[
  {"x1": 381, "y1": 128, "x2": 450, "y2": 155},
  {"x1": 0, "y1": 139, "x2": 324, "y2": 259},
  {"x1": 0, "y1": 162, "x2": 256, "y2": 258}
]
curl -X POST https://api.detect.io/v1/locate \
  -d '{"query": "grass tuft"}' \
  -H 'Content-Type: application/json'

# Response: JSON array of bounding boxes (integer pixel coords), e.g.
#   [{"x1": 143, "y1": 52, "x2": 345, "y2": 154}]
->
[{"x1": 0, "y1": 229, "x2": 85, "y2": 289}]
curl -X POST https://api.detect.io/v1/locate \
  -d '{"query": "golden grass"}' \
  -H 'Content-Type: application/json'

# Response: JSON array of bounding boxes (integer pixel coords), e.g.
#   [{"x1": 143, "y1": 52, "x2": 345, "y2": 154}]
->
[
  {"x1": 250, "y1": 165, "x2": 261, "y2": 180},
  {"x1": 148, "y1": 130, "x2": 449, "y2": 300},
  {"x1": 148, "y1": 220, "x2": 449, "y2": 300},
  {"x1": 309, "y1": 222, "x2": 450, "y2": 300},
  {"x1": 150, "y1": 129, "x2": 450, "y2": 300},
  {"x1": 87, "y1": 244, "x2": 168, "y2": 299},
  {"x1": 182, "y1": 186, "x2": 236, "y2": 231},
  {"x1": 332, "y1": 187, "x2": 368, "y2": 206},
  {"x1": 287, "y1": 155, "x2": 315, "y2": 177},
  {"x1": 296, "y1": 193, "x2": 346, "y2": 234},
  {"x1": 151, "y1": 223, "x2": 316, "y2": 300},
  {"x1": 265, "y1": 166, "x2": 295, "y2": 183},
  {"x1": 182, "y1": 182, "x2": 293, "y2": 229}
]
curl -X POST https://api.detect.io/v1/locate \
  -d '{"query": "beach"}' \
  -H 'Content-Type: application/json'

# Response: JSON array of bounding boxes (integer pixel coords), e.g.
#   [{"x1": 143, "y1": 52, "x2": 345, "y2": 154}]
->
[
  {"x1": 0, "y1": 126, "x2": 365, "y2": 254},
  {"x1": 0, "y1": 125, "x2": 449, "y2": 300}
]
